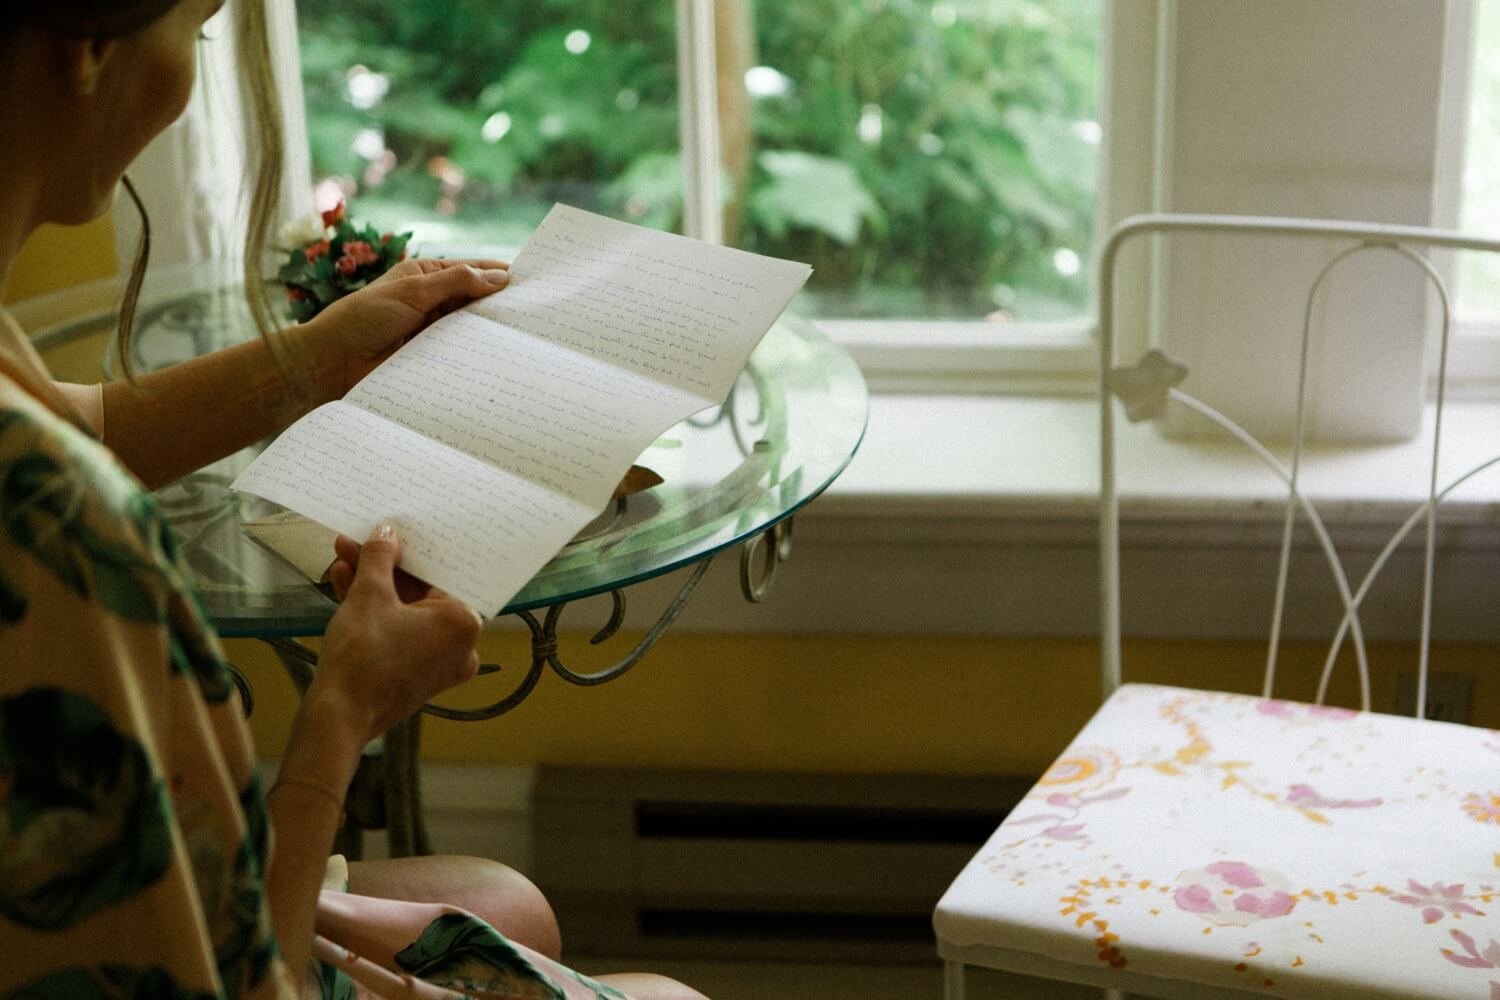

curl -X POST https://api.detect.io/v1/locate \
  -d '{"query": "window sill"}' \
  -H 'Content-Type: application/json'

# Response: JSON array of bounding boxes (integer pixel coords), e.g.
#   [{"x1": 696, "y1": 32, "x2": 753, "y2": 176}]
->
[{"x1": 639, "y1": 393, "x2": 1500, "y2": 642}]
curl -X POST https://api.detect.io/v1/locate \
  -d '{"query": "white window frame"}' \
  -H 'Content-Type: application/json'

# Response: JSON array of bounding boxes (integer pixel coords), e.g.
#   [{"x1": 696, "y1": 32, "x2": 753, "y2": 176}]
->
[
  {"x1": 1433, "y1": 0, "x2": 1500, "y2": 394},
  {"x1": 671, "y1": 0, "x2": 1500, "y2": 398},
  {"x1": 143, "y1": 1, "x2": 1500, "y2": 399},
  {"x1": 672, "y1": 0, "x2": 1139, "y2": 395}
]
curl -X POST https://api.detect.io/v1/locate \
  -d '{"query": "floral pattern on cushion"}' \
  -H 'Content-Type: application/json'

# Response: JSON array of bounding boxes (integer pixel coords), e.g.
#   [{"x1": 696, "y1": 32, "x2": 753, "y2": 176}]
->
[{"x1": 935, "y1": 684, "x2": 1500, "y2": 999}]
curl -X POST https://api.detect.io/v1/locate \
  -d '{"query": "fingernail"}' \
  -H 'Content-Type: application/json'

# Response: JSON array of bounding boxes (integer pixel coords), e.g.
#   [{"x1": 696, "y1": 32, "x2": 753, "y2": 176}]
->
[
  {"x1": 483, "y1": 268, "x2": 509, "y2": 286},
  {"x1": 372, "y1": 521, "x2": 396, "y2": 541},
  {"x1": 469, "y1": 608, "x2": 485, "y2": 628}
]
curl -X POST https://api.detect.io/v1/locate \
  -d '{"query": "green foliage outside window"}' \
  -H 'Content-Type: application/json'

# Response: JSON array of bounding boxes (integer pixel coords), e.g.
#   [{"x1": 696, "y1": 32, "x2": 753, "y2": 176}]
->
[{"x1": 297, "y1": 0, "x2": 1099, "y2": 320}]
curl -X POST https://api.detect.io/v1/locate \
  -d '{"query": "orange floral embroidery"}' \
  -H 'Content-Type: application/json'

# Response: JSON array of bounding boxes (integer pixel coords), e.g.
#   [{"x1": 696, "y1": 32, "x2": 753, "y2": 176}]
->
[
  {"x1": 1038, "y1": 747, "x2": 1119, "y2": 790},
  {"x1": 1461, "y1": 792, "x2": 1500, "y2": 825}
]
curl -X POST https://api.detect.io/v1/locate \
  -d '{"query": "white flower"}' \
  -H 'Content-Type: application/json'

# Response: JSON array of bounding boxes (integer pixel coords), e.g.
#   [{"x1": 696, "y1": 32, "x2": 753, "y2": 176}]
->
[{"x1": 279, "y1": 213, "x2": 331, "y2": 248}]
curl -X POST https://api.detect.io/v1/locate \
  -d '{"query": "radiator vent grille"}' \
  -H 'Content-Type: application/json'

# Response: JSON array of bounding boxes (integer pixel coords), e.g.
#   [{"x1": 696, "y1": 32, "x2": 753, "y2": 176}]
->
[
  {"x1": 534, "y1": 767, "x2": 1032, "y2": 963},
  {"x1": 635, "y1": 801, "x2": 1007, "y2": 844}
]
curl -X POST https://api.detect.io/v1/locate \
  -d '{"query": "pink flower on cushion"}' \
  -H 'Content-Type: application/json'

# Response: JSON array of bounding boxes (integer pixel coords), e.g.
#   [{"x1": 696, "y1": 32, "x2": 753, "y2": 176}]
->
[
  {"x1": 1205, "y1": 861, "x2": 1264, "y2": 888},
  {"x1": 1173, "y1": 862, "x2": 1297, "y2": 927},
  {"x1": 336, "y1": 254, "x2": 358, "y2": 276},
  {"x1": 1463, "y1": 793, "x2": 1500, "y2": 826},
  {"x1": 1233, "y1": 890, "x2": 1296, "y2": 919},
  {"x1": 1392, "y1": 880, "x2": 1484, "y2": 924},
  {"x1": 1174, "y1": 884, "x2": 1216, "y2": 914},
  {"x1": 1286, "y1": 783, "x2": 1382, "y2": 809},
  {"x1": 1256, "y1": 699, "x2": 1357, "y2": 722},
  {"x1": 1442, "y1": 928, "x2": 1500, "y2": 969}
]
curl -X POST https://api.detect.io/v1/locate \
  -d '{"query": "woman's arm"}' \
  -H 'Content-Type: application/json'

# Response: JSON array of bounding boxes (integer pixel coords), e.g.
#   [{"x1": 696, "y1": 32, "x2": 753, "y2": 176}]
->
[
  {"x1": 94, "y1": 259, "x2": 508, "y2": 489},
  {"x1": 263, "y1": 524, "x2": 481, "y2": 986}
]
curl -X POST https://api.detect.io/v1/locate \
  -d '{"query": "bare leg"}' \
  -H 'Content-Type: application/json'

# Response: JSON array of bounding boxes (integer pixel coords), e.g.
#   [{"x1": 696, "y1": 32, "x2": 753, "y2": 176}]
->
[
  {"x1": 344, "y1": 856, "x2": 708, "y2": 998},
  {"x1": 592, "y1": 973, "x2": 711, "y2": 1000},
  {"x1": 346, "y1": 855, "x2": 561, "y2": 960}
]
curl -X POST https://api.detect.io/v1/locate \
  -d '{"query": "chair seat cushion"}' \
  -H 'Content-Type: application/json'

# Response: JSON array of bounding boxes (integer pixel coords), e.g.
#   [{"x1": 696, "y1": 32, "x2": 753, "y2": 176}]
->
[{"x1": 935, "y1": 683, "x2": 1500, "y2": 999}]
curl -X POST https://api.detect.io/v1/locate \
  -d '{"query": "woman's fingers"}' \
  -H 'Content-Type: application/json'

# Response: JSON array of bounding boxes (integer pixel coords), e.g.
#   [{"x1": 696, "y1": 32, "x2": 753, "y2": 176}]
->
[
  {"x1": 328, "y1": 559, "x2": 355, "y2": 602},
  {"x1": 347, "y1": 523, "x2": 402, "y2": 604},
  {"x1": 403, "y1": 264, "x2": 509, "y2": 315},
  {"x1": 332, "y1": 533, "x2": 435, "y2": 604},
  {"x1": 334, "y1": 533, "x2": 361, "y2": 566}
]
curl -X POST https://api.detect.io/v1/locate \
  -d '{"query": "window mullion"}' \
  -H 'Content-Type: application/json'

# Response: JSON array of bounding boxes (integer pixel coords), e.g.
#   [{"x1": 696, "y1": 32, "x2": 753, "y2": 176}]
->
[{"x1": 675, "y1": 0, "x2": 723, "y2": 244}]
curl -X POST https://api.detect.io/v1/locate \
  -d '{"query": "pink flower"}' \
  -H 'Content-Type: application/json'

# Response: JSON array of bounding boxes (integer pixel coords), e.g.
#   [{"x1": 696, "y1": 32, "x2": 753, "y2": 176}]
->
[
  {"x1": 1233, "y1": 890, "x2": 1296, "y2": 919},
  {"x1": 1205, "y1": 861, "x2": 1263, "y2": 888},
  {"x1": 1173, "y1": 861, "x2": 1297, "y2": 927},
  {"x1": 344, "y1": 240, "x2": 379, "y2": 266},
  {"x1": 304, "y1": 239, "x2": 330, "y2": 262},
  {"x1": 1463, "y1": 792, "x2": 1500, "y2": 826},
  {"x1": 1286, "y1": 783, "x2": 1382, "y2": 809},
  {"x1": 336, "y1": 254, "x2": 358, "y2": 276},
  {"x1": 321, "y1": 201, "x2": 346, "y2": 227},
  {"x1": 1307, "y1": 704, "x2": 1358, "y2": 719},
  {"x1": 1392, "y1": 880, "x2": 1484, "y2": 924},
  {"x1": 1256, "y1": 699, "x2": 1357, "y2": 722},
  {"x1": 1256, "y1": 699, "x2": 1297, "y2": 719},
  {"x1": 1442, "y1": 928, "x2": 1500, "y2": 969},
  {"x1": 286, "y1": 286, "x2": 308, "y2": 302},
  {"x1": 1174, "y1": 884, "x2": 1216, "y2": 914}
]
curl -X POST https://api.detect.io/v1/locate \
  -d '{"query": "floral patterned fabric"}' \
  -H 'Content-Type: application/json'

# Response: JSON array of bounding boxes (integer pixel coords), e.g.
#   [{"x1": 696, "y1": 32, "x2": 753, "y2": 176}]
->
[
  {"x1": 935, "y1": 683, "x2": 1500, "y2": 1000},
  {"x1": 0, "y1": 316, "x2": 631, "y2": 999}
]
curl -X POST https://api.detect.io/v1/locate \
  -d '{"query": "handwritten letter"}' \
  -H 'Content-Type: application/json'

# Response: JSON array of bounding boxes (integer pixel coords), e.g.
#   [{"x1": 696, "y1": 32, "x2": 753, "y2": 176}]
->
[{"x1": 232, "y1": 205, "x2": 811, "y2": 615}]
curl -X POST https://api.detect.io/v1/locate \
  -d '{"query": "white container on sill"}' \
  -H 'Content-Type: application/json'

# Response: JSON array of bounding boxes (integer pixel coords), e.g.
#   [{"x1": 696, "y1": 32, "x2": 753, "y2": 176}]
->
[{"x1": 1157, "y1": 232, "x2": 1430, "y2": 444}]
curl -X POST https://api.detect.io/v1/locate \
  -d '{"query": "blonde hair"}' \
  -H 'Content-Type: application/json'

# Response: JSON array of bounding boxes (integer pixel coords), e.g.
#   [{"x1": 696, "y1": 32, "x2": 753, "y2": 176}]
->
[{"x1": 116, "y1": 0, "x2": 287, "y2": 381}]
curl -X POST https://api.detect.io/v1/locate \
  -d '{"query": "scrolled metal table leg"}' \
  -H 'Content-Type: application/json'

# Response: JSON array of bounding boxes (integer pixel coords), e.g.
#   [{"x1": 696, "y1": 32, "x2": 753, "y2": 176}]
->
[
  {"x1": 263, "y1": 555, "x2": 721, "y2": 856},
  {"x1": 381, "y1": 715, "x2": 430, "y2": 858},
  {"x1": 740, "y1": 516, "x2": 794, "y2": 603}
]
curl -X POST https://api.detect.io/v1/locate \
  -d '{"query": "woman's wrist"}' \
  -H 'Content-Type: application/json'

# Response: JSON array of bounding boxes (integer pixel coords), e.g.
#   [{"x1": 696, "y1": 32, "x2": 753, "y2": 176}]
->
[
  {"x1": 287, "y1": 679, "x2": 374, "y2": 781},
  {"x1": 278, "y1": 317, "x2": 348, "y2": 406}
]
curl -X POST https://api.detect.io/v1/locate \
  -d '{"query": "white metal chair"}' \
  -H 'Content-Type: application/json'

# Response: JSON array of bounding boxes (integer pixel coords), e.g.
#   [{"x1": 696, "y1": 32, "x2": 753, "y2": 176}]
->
[{"x1": 934, "y1": 214, "x2": 1500, "y2": 1000}]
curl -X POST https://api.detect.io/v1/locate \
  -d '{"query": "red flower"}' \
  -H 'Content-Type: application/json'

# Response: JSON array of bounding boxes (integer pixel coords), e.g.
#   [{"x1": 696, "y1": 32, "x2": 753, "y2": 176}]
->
[
  {"x1": 381, "y1": 232, "x2": 394, "y2": 243},
  {"x1": 304, "y1": 239, "x2": 330, "y2": 262},
  {"x1": 321, "y1": 201, "x2": 346, "y2": 228},
  {"x1": 344, "y1": 240, "x2": 379, "y2": 266},
  {"x1": 286, "y1": 286, "x2": 309, "y2": 301},
  {"x1": 336, "y1": 254, "x2": 358, "y2": 276}
]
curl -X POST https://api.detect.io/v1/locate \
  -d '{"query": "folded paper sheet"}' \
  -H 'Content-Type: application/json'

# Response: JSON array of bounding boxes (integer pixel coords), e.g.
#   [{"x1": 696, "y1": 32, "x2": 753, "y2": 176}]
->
[{"x1": 232, "y1": 205, "x2": 811, "y2": 615}]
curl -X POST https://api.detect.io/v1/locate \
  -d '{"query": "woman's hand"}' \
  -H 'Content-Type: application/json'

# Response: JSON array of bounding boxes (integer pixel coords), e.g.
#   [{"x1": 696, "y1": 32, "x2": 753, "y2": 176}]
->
[
  {"x1": 311, "y1": 523, "x2": 481, "y2": 742},
  {"x1": 301, "y1": 257, "x2": 510, "y2": 400}
]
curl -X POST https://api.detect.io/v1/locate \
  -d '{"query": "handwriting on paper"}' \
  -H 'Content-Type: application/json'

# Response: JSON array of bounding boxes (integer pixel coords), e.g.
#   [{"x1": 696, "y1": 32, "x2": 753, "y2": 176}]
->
[{"x1": 233, "y1": 204, "x2": 811, "y2": 615}]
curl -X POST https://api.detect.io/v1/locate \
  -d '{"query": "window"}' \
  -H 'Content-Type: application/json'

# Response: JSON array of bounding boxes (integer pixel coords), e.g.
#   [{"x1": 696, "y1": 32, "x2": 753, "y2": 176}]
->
[
  {"x1": 294, "y1": 0, "x2": 1102, "y2": 342},
  {"x1": 1449, "y1": 0, "x2": 1500, "y2": 387}
]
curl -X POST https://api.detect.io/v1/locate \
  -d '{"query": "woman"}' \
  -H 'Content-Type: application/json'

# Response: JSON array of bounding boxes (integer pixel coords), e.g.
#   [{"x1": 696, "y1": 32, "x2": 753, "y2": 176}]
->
[{"x1": 0, "y1": 3, "x2": 705, "y2": 997}]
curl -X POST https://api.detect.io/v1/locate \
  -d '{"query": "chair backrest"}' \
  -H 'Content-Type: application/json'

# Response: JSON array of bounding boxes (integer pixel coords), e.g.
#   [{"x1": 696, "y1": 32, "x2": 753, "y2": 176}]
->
[{"x1": 1098, "y1": 214, "x2": 1500, "y2": 716}]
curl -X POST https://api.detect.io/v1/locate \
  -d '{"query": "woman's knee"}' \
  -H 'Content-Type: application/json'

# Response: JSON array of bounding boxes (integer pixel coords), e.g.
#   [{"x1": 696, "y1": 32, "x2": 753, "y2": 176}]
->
[
  {"x1": 345, "y1": 854, "x2": 562, "y2": 960},
  {"x1": 591, "y1": 972, "x2": 710, "y2": 1000}
]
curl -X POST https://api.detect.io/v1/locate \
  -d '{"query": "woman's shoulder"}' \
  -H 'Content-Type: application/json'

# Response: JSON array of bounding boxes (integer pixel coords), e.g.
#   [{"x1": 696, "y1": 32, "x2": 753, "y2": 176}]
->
[{"x1": 0, "y1": 370, "x2": 176, "y2": 624}]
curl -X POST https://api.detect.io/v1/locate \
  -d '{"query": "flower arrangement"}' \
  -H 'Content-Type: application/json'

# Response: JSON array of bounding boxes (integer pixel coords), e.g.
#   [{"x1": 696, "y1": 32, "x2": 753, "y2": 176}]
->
[{"x1": 276, "y1": 202, "x2": 412, "y2": 322}]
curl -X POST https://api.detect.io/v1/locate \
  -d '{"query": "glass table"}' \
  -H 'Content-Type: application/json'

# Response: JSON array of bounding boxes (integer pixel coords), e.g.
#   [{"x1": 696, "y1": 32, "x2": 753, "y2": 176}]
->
[{"x1": 30, "y1": 283, "x2": 868, "y2": 855}]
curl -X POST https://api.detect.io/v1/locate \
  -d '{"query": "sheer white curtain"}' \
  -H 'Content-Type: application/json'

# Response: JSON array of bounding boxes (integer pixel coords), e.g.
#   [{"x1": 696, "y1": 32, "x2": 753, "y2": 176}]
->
[{"x1": 113, "y1": 0, "x2": 312, "y2": 292}]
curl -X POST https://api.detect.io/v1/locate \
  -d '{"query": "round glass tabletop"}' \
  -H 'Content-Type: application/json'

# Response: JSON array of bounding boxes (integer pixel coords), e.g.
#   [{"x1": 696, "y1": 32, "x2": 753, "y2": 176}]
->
[{"x1": 31, "y1": 285, "x2": 868, "y2": 637}]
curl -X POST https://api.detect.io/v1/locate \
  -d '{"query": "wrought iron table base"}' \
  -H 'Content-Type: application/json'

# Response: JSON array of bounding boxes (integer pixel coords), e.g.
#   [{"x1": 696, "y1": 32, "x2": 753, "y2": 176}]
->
[{"x1": 256, "y1": 522, "x2": 791, "y2": 858}]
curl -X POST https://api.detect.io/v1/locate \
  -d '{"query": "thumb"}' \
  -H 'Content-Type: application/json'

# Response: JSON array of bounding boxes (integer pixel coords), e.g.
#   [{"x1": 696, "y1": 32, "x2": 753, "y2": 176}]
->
[
  {"x1": 408, "y1": 263, "x2": 509, "y2": 313},
  {"x1": 348, "y1": 521, "x2": 402, "y2": 601}
]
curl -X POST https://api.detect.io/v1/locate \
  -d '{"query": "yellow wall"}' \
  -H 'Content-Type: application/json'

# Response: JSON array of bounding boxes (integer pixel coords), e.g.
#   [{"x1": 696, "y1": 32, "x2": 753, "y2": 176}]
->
[
  {"x1": 231, "y1": 631, "x2": 1500, "y2": 778},
  {"x1": 3, "y1": 217, "x2": 118, "y2": 303},
  {"x1": 17, "y1": 219, "x2": 1500, "y2": 780}
]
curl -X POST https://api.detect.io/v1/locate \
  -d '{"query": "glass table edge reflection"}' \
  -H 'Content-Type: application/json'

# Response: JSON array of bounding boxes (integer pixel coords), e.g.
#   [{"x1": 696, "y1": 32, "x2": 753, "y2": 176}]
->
[{"x1": 29, "y1": 295, "x2": 869, "y2": 638}]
